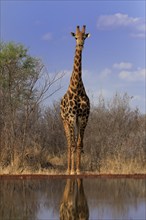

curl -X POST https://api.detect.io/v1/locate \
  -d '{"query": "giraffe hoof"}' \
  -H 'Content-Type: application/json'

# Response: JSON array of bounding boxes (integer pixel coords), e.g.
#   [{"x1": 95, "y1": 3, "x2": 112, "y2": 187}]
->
[
  {"x1": 76, "y1": 170, "x2": 81, "y2": 175},
  {"x1": 70, "y1": 170, "x2": 75, "y2": 175},
  {"x1": 66, "y1": 169, "x2": 70, "y2": 175}
]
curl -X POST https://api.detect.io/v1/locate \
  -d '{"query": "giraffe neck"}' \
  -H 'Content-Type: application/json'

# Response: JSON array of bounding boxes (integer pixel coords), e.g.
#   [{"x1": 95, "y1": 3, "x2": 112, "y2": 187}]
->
[
  {"x1": 73, "y1": 47, "x2": 82, "y2": 76},
  {"x1": 69, "y1": 47, "x2": 84, "y2": 92}
]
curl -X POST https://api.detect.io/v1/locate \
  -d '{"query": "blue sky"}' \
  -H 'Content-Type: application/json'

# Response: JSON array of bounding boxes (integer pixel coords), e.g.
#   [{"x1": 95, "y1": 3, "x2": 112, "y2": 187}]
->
[{"x1": 1, "y1": 0, "x2": 146, "y2": 112}]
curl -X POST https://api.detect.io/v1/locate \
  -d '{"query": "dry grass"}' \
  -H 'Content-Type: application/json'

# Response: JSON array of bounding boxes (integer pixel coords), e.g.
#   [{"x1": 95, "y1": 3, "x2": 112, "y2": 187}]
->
[
  {"x1": 100, "y1": 156, "x2": 146, "y2": 174},
  {"x1": 0, "y1": 152, "x2": 145, "y2": 175}
]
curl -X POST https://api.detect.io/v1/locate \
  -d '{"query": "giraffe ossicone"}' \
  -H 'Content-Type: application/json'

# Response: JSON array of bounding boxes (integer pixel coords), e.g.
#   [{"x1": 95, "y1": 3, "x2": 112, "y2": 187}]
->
[{"x1": 60, "y1": 25, "x2": 90, "y2": 174}]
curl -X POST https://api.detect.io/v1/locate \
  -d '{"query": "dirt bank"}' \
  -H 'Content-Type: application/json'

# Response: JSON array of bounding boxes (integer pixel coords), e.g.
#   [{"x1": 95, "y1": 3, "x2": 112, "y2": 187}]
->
[{"x1": 0, "y1": 173, "x2": 146, "y2": 180}]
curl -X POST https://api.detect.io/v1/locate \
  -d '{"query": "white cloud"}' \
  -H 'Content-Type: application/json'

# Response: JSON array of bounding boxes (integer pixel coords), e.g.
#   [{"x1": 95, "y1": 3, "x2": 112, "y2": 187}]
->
[
  {"x1": 42, "y1": 32, "x2": 52, "y2": 41},
  {"x1": 96, "y1": 89, "x2": 112, "y2": 98},
  {"x1": 113, "y1": 62, "x2": 133, "y2": 70},
  {"x1": 130, "y1": 32, "x2": 146, "y2": 39},
  {"x1": 131, "y1": 95, "x2": 145, "y2": 112},
  {"x1": 97, "y1": 13, "x2": 140, "y2": 29},
  {"x1": 99, "y1": 68, "x2": 111, "y2": 78},
  {"x1": 97, "y1": 13, "x2": 145, "y2": 38},
  {"x1": 98, "y1": 62, "x2": 145, "y2": 83},
  {"x1": 132, "y1": 95, "x2": 142, "y2": 101},
  {"x1": 119, "y1": 68, "x2": 146, "y2": 81}
]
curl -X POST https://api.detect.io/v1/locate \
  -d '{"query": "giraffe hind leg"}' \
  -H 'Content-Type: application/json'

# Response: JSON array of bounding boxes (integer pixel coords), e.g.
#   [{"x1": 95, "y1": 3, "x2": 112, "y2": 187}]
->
[{"x1": 76, "y1": 118, "x2": 87, "y2": 174}]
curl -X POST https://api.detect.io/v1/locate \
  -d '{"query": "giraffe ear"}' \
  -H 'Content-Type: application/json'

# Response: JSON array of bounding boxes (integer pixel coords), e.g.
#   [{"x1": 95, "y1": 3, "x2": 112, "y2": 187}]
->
[
  {"x1": 71, "y1": 32, "x2": 76, "y2": 37},
  {"x1": 85, "y1": 33, "x2": 90, "y2": 38}
]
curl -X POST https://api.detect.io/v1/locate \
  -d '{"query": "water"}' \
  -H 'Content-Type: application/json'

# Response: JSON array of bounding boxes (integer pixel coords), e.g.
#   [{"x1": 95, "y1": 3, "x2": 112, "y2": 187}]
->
[{"x1": 0, "y1": 177, "x2": 145, "y2": 220}]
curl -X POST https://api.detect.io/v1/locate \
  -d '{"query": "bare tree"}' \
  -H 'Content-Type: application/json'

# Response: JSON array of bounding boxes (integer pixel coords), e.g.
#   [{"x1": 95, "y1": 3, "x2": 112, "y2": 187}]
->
[{"x1": 0, "y1": 42, "x2": 64, "y2": 167}]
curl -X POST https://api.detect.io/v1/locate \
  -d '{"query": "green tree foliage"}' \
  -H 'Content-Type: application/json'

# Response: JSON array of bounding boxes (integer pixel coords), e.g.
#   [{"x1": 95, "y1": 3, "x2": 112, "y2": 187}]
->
[
  {"x1": 0, "y1": 42, "x2": 41, "y2": 108},
  {"x1": 0, "y1": 42, "x2": 62, "y2": 167}
]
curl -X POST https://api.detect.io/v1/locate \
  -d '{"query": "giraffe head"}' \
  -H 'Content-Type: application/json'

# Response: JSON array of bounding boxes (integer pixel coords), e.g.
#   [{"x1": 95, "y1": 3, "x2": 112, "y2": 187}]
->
[{"x1": 71, "y1": 25, "x2": 90, "y2": 49}]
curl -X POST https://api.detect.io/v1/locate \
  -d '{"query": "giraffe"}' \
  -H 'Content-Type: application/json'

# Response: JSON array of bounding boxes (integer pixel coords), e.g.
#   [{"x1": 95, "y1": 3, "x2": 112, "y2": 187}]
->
[
  {"x1": 59, "y1": 178, "x2": 89, "y2": 220},
  {"x1": 60, "y1": 25, "x2": 90, "y2": 175}
]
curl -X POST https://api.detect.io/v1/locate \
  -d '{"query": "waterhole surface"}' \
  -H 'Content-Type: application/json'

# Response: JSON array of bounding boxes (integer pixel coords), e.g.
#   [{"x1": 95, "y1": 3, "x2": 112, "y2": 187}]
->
[{"x1": 0, "y1": 176, "x2": 145, "y2": 220}]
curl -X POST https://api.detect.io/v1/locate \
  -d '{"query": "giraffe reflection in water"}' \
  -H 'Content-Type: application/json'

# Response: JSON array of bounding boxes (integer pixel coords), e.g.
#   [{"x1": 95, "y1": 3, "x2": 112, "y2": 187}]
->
[{"x1": 60, "y1": 178, "x2": 89, "y2": 220}]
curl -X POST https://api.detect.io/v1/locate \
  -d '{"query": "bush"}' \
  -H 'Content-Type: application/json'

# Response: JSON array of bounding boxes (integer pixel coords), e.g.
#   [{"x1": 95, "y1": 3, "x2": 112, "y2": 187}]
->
[
  {"x1": 0, "y1": 42, "x2": 145, "y2": 173},
  {"x1": 84, "y1": 93, "x2": 145, "y2": 172}
]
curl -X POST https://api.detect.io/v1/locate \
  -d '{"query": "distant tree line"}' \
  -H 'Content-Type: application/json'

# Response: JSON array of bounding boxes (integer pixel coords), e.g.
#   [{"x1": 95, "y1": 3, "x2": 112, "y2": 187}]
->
[{"x1": 0, "y1": 42, "x2": 145, "y2": 172}]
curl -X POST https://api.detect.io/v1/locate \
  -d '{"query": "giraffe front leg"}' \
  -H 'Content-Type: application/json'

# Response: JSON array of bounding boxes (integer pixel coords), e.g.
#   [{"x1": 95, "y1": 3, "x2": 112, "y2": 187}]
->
[
  {"x1": 70, "y1": 146, "x2": 76, "y2": 175},
  {"x1": 69, "y1": 120, "x2": 76, "y2": 175},
  {"x1": 67, "y1": 146, "x2": 71, "y2": 174},
  {"x1": 76, "y1": 120, "x2": 86, "y2": 175},
  {"x1": 62, "y1": 120, "x2": 71, "y2": 174},
  {"x1": 76, "y1": 139, "x2": 83, "y2": 175}
]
